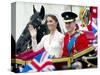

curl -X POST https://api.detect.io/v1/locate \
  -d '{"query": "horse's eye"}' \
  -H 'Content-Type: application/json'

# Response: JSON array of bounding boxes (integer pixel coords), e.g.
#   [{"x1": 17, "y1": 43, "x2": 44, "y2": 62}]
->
[{"x1": 37, "y1": 18, "x2": 40, "y2": 21}]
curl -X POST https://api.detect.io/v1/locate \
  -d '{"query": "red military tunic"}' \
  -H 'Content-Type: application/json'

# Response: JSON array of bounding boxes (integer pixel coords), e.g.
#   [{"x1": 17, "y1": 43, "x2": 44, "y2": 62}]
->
[{"x1": 62, "y1": 31, "x2": 89, "y2": 57}]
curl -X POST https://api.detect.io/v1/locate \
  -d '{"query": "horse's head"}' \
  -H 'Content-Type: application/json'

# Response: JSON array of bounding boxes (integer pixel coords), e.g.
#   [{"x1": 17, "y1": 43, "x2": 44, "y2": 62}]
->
[
  {"x1": 29, "y1": 5, "x2": 45, "y2": 29},
  {"x1": 16, "y1": 5, "x2": 47, "y2": 54}
]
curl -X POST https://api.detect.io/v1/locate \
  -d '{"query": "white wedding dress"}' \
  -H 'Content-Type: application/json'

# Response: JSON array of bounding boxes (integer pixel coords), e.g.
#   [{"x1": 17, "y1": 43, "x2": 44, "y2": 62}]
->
[{"x1": 32, "y1": 30, "x2": 64, "y2": 58}]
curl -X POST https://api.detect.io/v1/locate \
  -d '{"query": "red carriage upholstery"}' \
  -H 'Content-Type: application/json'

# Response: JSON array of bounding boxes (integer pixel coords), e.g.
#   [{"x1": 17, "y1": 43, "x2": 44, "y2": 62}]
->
[
  {"x1": 83, "y1": 31, "x2": 95, "y2": 45},
  {"x1": 16, "y1": 48, "x2": 44, "y2": 61}
]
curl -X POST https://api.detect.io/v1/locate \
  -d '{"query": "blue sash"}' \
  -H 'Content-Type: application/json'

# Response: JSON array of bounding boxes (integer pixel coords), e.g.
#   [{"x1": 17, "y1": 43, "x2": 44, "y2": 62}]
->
[{"x1": 67, "y1": 32, "x2": 80, "y2": 56}]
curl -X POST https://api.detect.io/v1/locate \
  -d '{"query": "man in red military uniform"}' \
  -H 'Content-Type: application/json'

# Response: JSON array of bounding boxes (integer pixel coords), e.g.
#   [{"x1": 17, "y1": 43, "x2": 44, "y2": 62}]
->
[{"x1": 61, "y1": 12, "x2": 89, "y2": 57}]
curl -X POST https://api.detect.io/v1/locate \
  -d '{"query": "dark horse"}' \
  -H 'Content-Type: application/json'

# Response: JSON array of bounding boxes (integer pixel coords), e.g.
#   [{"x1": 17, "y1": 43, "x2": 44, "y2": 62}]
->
[{"x1": 16, "y1": 5, "x2": 48, "y2": 54}]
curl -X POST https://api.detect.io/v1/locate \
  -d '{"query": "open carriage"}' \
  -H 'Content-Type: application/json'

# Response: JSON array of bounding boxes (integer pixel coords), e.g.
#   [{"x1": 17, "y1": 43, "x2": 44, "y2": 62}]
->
[
  {"x1": 11, "y1": 46, "x2": 97, "y2": 72},
  {"x1": 11, "y1": 31, "x2": 97, "y2": 72}
]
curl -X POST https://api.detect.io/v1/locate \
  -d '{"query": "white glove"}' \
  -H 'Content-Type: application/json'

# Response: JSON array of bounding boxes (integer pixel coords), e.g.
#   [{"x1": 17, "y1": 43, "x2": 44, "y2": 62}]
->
[{"x1": 28, "y1": 24, "x2": 37, "y2": 39}]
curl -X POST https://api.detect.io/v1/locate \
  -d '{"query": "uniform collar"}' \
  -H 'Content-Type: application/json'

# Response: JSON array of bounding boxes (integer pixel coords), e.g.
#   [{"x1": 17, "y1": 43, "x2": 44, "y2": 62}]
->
[{"x1": 66, "y1": 30, "x2": 78, "y2": 37}]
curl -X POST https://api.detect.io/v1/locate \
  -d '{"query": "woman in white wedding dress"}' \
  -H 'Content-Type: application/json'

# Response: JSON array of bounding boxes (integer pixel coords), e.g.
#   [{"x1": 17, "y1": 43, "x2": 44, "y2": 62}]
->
[{"x1": 28, "y1": 14, "x2": 64, "y2": 58}]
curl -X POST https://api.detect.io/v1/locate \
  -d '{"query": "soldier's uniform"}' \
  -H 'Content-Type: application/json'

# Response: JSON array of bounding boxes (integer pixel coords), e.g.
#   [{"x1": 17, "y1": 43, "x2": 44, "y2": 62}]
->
[
  {"x1": 63, "y1": 30, "x2": 89, "y2": 57},
  {"x1": 61, "y1": 12, "x2": 89, "y2": 57}
]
